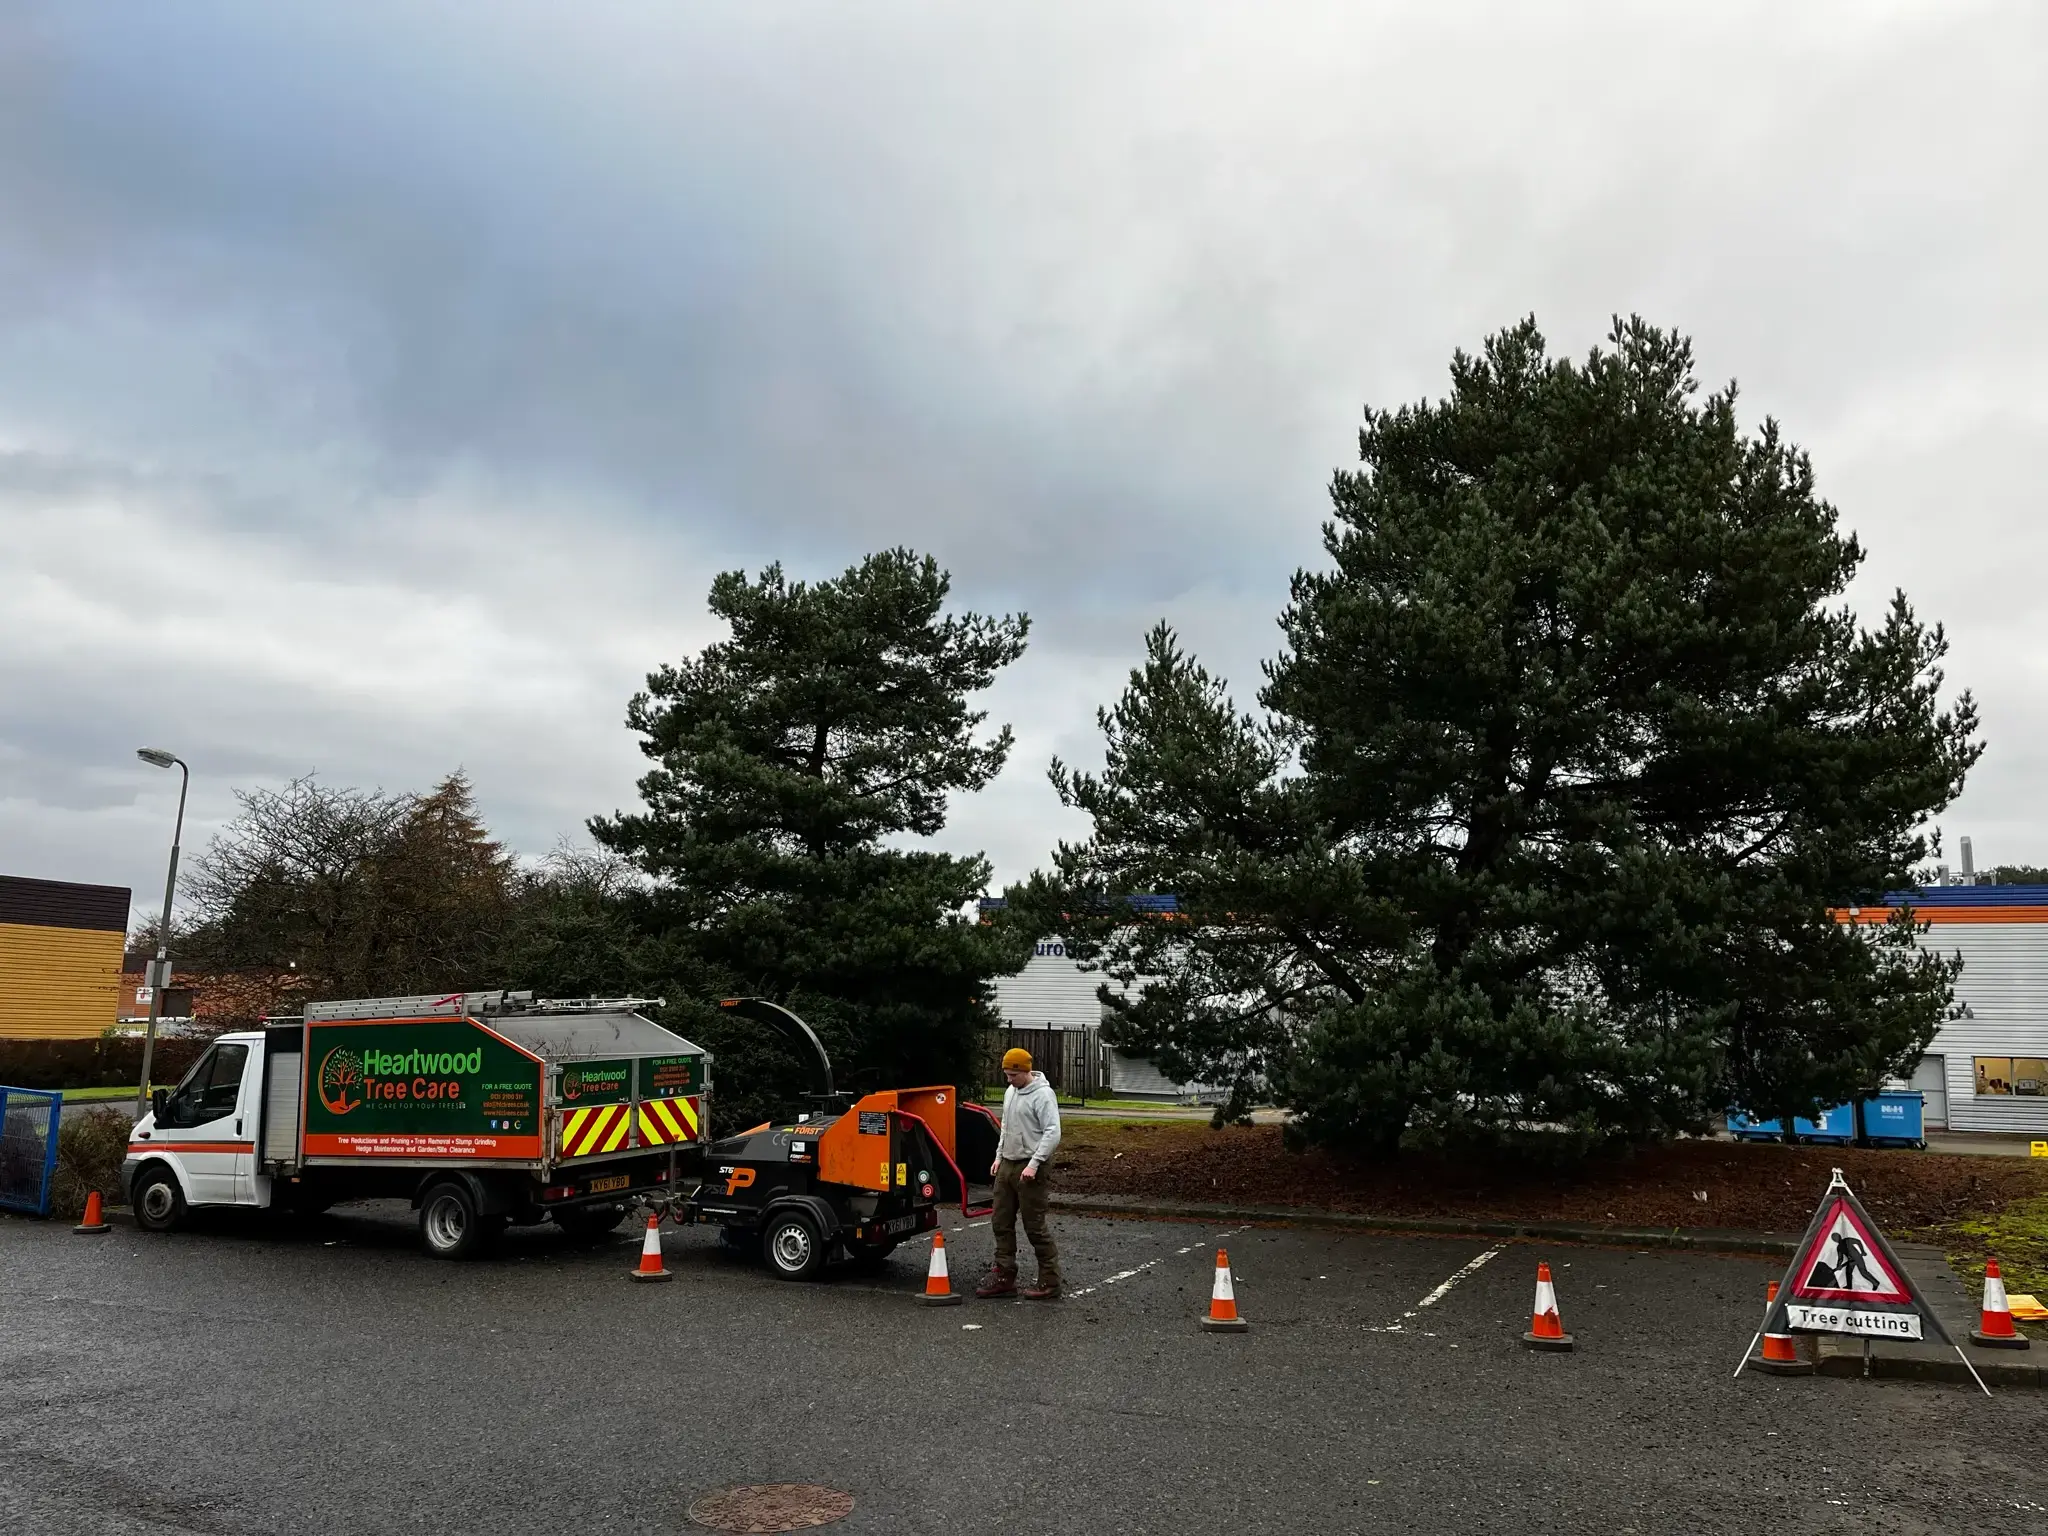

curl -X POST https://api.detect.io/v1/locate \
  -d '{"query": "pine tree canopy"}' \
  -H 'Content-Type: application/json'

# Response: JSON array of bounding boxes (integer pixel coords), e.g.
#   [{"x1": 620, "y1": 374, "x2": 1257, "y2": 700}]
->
[
  {"x1": 593, "y1": 549, "x2": 1034, "y2": 1122},
  {"x1": 1035, "y1": 318, "x2": 1980, "y2": 1154}
]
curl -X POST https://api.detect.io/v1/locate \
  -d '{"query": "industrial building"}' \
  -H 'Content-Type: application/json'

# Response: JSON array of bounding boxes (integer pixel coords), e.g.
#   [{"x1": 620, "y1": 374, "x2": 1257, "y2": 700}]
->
[
  {"x1": 0, "y1": 874, "x2": 132, "y2": 1038},
  {"x1": 984, "y1": 935, "x2": 1211, "y2": 1100},
  {"x1": 1853, "y1": 882, "x2": 2048, "y2": 1136}
]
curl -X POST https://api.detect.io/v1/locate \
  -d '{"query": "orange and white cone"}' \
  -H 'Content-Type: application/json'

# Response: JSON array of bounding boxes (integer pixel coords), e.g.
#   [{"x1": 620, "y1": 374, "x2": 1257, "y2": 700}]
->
[
  {"x1": 918, "y1": 1229, "x2": 963, "y2": 1306},
  {"x1": 1199, "y1": 1248, "x2": 1249, "y2": 1332},
  {"x1": 1521, "y1": 1261, "x2": 1574, "y2": 1351},
  {"x1": 73, "y1": 1189, "x2": 112, "y2": 1235},
  {"x1": 1750, "y1": 1280, "x2": 1813, "y2": 1376},
  {"x1": 628, "y1": 1212, "x2": 672, "y2": 1283},
  {"x1": 1970, "y1": 1258, "x2": 2030, "y2": 1350}
]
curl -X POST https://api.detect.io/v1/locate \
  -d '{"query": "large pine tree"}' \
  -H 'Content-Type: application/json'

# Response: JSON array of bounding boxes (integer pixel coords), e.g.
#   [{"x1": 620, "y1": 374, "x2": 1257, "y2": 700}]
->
[
  {"x1": 593, "y1": 549, "x2": 1034, "y2": 1124},
  {"x1": 1040, "y1": 319, "x2": 1979, "y2": 1153}
]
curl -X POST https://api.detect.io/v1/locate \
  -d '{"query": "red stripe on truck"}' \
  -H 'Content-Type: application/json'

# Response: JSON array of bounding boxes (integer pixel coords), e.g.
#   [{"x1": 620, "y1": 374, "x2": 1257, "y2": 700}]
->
[{"x1": 301, "y1": 1132, "x2": 544, "y2": 1159}]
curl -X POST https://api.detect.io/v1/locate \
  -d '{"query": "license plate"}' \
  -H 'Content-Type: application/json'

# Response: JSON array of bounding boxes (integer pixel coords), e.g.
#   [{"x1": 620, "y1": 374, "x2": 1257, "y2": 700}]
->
[
  {"x1": 882, "y1": 1213, "x2": 920, "y2": 1236},
  {"x1": 588, "y1": 1174, "x2": 631, "y2": 1194}
]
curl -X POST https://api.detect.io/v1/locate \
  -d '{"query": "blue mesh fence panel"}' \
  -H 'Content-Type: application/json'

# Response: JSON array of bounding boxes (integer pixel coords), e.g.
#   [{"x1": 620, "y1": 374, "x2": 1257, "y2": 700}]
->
[{"x1": 0, "y1": 1087, "x2": 62, "y2": 1216}]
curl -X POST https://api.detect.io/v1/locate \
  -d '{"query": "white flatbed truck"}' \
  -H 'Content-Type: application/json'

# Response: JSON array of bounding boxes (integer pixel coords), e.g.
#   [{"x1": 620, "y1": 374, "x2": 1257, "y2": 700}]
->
[{"x1": 121, "y1": 991, "x2": 711, "y2": 1257}]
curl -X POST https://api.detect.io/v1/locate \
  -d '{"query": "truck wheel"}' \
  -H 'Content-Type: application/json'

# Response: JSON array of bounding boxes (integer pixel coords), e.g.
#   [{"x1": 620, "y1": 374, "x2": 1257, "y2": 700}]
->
[
  {"x1": 553, "y1": 1203, "x2": 628, "y2": 1240},
  {"x1": 761, "y1": 1210, "x2": 826, "y2": 1281},
  {"x1": 133, "y1": 1165, "x2": 187, "y2": 1233},
  {"x1": 419, "y1": 1181, "x2": 499, "y2": 1260}
]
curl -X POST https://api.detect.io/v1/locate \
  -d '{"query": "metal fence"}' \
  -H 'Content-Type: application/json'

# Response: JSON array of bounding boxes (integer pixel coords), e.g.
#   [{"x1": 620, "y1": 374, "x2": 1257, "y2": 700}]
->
[{"x1": 0, "y1": 1086, "x2": 62, "y2": 1216}]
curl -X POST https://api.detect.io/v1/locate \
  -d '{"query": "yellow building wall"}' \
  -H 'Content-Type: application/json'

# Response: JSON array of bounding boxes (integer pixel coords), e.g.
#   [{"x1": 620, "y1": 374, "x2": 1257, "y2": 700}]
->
[{"x1": 0, "y1": 922, "x2": 126, "y2": 1039}]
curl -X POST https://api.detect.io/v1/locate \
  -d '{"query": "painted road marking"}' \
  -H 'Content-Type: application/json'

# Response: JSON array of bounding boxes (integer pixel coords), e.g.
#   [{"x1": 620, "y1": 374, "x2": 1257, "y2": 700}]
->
[
  {"x1": 1364, "y1": 1246, "x2": 1503, "y2": 1333},
  {"x1": 1069, "y1": 1225, "x2": 1251, "y2": 1299}
]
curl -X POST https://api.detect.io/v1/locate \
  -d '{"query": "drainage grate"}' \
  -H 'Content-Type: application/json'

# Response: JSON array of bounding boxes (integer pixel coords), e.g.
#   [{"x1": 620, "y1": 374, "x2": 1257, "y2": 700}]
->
[{"x1": 687, "y1": 1485, "x2": 856, "y2": 1533}]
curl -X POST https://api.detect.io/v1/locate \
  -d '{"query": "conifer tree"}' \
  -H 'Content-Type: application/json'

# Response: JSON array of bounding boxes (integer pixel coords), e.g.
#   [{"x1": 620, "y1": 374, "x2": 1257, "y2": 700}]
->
[
  {"x1": 1041, "y1": 319, "x2": 1979, "y2": 1153},
  {"x1": 594, "y1": 549, "x2": 1034, "y2": 1123}
]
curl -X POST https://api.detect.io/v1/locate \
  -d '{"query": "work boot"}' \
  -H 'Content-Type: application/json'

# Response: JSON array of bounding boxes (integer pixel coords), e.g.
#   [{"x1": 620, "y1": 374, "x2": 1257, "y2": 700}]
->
[
  {"x1": 974, "y1": 1265, "x2": 1018, "y2": 1298},
  {"x1": 1022, "y1": 1276, "x2": 1061, "y2": 1301}
]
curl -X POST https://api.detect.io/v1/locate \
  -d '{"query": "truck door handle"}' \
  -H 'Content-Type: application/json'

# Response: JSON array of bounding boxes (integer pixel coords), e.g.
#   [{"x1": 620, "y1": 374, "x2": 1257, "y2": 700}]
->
[{"x1": 236, "y1": 1120, "x2": 243, "y2": 1136}]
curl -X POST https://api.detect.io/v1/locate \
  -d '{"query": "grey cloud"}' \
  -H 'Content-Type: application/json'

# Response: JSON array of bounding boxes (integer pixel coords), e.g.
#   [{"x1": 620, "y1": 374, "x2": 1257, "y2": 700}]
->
[{"x1": 2, "y1": 2, "x2": 2045, "y2": 919}]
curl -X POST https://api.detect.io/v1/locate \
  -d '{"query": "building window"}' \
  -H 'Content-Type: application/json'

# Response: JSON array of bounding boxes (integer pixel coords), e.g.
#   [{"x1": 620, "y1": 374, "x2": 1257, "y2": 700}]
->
[{"x1": 1973, "y1": 1057, "x2": 2048, "y2": 1097}]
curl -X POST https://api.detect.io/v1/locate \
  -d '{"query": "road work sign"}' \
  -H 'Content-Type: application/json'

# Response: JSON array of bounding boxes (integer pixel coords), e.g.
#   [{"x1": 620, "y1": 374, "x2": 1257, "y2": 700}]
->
[{"x1": 1764, "y1": 1170, "x2": 1948, "y2": 1345}]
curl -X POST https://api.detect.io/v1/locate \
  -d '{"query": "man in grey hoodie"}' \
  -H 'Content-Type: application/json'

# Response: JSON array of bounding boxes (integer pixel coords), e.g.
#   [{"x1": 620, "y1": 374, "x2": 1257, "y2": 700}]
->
[{"x1": 977, "y1": 1047, "x2": 1062, "y2": 1299}]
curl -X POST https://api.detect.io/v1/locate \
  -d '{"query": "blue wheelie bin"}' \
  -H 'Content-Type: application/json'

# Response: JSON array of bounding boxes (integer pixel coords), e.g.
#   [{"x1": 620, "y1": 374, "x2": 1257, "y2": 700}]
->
[
  {"x1": 1726, "y1": 1110, "x2": 1783, "y2": 1142},
  {"x1": 1858, "y1": 1090, "x2": 1926, "y2": 1149},
  {"x1": 1795, "y1": 1102, "x2": 1858, "y2": 1144}
]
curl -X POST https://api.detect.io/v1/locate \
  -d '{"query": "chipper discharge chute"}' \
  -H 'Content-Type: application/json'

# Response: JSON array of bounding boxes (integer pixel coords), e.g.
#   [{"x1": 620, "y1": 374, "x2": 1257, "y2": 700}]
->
[{"x1": 673, "y1": 997, "x2": 1001, "y2": 1280}]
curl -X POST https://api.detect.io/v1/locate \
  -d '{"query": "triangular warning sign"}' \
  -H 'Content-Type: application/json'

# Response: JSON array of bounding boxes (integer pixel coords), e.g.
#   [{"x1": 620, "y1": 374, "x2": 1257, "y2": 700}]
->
[
  {"x1": 1762, "y1": 1171, "x2": 1952, "y2": 1347},
  {"x1": 1788, "y1": 1198, "x2": 1912, "y2": 1305}
]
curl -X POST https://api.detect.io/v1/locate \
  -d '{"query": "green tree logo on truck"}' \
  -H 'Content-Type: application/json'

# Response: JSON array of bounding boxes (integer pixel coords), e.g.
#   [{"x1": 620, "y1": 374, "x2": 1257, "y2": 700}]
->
[{"x1": 318, "y1": 1047, "x2": 366, "y2": 1115}]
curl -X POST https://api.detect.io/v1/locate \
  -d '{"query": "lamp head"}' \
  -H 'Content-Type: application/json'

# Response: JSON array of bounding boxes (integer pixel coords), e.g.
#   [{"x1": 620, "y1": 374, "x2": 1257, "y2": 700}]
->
[{"x1": 136, "y1": 748, "x2": 178, "y2": 769}]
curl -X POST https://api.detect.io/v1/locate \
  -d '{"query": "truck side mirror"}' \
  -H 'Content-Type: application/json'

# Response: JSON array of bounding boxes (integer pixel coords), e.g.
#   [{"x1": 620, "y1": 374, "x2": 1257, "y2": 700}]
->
[{"x1": 151, "y1": 1088, "x2": 168, "y2": 1118}]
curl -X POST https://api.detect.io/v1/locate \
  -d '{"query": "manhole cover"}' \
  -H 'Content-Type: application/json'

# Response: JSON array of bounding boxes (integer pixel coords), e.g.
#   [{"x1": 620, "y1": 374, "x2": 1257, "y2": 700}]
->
[{"x1": 687, "y1": 1484, "x2": 855, "y2": 1533}]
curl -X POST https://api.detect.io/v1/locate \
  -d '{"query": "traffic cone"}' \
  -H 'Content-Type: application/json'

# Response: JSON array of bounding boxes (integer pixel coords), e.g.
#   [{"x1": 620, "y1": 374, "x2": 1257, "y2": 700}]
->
[
  {"x1": 628, "y1": 1212, "x2": 672, "y2": 1283},
  {"x1": 1521, "y1": 1261, "x2": 1574, "y2": 1351},
  {"x1": 1969, "y1": 1258, "x2": 2030, "y2": 1350},
  {"x1": 917, "y1": 1229, "x2": 963, "y2": 1306},
  {"x1": 72, "y1": 1190, "x2": 111, "y2": 1235},
  {"x1": 1199, "y1": 1248, "x2": 1249, "y2": 1332},
  {"x1": 1750, "y1": 1280, "x2": 1813, "y2": 1376}
]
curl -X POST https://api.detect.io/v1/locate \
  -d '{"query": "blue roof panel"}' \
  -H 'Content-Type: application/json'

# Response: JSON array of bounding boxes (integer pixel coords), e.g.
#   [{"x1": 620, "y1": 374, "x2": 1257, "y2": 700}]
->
[{"x1": 1881, "y1": 885, "x2": 2048, "y2": 906}]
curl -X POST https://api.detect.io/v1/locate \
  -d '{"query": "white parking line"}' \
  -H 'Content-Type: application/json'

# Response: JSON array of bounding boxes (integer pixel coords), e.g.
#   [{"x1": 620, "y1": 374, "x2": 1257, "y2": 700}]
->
[
  {"x1": 1069, "y1": 1225, "x2": 1251, "y2": 1298},
  {"x1": 1364, "y1": 1246, "x2": 1502, "y2": 1333}
]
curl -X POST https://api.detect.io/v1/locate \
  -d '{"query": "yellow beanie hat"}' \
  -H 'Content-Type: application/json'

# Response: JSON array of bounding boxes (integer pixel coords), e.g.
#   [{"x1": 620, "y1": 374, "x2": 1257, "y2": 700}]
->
[{"x1": 1002, "y1": 1047, "x2": 1033, "y2": 1072}]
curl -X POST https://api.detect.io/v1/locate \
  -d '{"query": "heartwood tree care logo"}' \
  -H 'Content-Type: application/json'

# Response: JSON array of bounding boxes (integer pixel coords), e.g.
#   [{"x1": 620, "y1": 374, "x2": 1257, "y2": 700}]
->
[
  {"x1": 562, "y1": 1064, "x2": 628, "y2": 1102},
  {"x1": 318, "y1": 1043, "x2": 483, "y2": 1114},
  {"x1": 317, "y1": 1048, "x2": 365, "y2": 1115}
]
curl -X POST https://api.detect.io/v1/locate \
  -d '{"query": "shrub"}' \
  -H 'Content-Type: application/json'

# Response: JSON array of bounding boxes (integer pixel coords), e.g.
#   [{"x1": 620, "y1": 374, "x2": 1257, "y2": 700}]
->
[{"x1": 50, "y1": 1107, "x2": 133, "y2": 1221}]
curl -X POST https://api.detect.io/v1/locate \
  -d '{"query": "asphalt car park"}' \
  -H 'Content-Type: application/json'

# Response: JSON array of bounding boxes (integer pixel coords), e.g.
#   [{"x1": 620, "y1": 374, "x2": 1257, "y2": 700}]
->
[{"x1": 4, "y1": 1205, "x2": 2046, "y2": 1535}]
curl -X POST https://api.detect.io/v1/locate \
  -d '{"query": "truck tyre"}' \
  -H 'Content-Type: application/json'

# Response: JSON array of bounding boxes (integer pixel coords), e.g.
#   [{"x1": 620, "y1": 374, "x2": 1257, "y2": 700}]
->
[
  {"x1": 133, "y1": 1164, "x2": 187, "y2": 1233},
  {"x1": 553, "y1": 1203, "x2": 628, "y2": 1241},
  {"x1": 419, "y1": 1181, "x2": 500, "y2": 1260},
  {"x1": 761, "y1": 1209, "x2": 826, "y2": 1281}
]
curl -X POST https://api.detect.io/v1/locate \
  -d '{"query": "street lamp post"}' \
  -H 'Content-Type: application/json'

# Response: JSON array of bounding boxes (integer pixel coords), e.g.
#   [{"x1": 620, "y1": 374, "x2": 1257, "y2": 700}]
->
[{"x1": 135, "y1": 748, "x2": 190, "y2": 1119}]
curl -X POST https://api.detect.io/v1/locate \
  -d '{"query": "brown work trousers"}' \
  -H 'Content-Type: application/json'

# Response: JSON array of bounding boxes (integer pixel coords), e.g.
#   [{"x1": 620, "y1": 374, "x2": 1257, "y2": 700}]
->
[{"x1": 991, "y1": 1157, "x2": 1059, "y2": 1283}]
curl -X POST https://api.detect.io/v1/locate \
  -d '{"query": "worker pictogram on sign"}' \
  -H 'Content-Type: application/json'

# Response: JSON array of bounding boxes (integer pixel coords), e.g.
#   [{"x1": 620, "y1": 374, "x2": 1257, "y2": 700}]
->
[{"x1": 1790, "y1": 1201, "x2": 1911, "y2": 1305}]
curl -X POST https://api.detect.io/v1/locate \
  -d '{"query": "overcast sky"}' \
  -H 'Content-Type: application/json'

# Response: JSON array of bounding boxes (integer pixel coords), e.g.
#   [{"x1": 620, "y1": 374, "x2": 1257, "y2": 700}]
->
[{"x1": 3, "y1": 2, "x2": 2044, "y2": 925}]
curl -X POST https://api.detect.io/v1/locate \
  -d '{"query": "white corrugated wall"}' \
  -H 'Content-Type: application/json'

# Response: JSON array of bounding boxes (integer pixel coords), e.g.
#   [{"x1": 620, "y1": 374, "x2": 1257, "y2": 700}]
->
[
  {"x1": 1923, "y1": 924, "x2": 2048, "y2": 1134},
  {"x1": 987, "y1": 941, "x2": 1118, "y2": 1031}
]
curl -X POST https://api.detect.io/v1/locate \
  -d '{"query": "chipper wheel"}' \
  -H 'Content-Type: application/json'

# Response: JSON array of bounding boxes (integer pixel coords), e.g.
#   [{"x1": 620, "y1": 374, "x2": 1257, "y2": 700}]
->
[{"x1": 761, "y1": 1209, "x2": 827, "y2": 1281}]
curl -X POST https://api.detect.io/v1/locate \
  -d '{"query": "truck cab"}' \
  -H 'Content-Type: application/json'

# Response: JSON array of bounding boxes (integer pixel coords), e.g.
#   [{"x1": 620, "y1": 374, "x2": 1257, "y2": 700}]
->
[{"x1": 124, "y1": 1030, "x2": 270, "y2": 1227}]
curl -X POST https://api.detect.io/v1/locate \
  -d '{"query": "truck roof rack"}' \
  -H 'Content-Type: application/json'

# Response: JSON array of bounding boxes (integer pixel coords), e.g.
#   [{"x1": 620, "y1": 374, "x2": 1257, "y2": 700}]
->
[{"x1": 301, "y1": 991, "x2": 668, "y2": 1022}]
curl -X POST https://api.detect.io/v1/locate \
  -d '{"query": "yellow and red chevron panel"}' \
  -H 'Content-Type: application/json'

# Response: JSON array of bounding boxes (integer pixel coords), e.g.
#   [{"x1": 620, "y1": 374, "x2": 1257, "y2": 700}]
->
[
  {"x1": 637, "y1": 1094, "x2": 701, "y2": 1147},
  {"x1": 558, "y1": 1102, "x2": 633, "y2": 1158}
]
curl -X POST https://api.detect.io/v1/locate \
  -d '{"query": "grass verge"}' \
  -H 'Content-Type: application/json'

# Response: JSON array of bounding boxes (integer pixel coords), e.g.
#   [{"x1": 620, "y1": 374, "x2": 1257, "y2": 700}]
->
[{"x1": 1921, "y1": 1192, "x2": 2048, "y2": 1302}]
